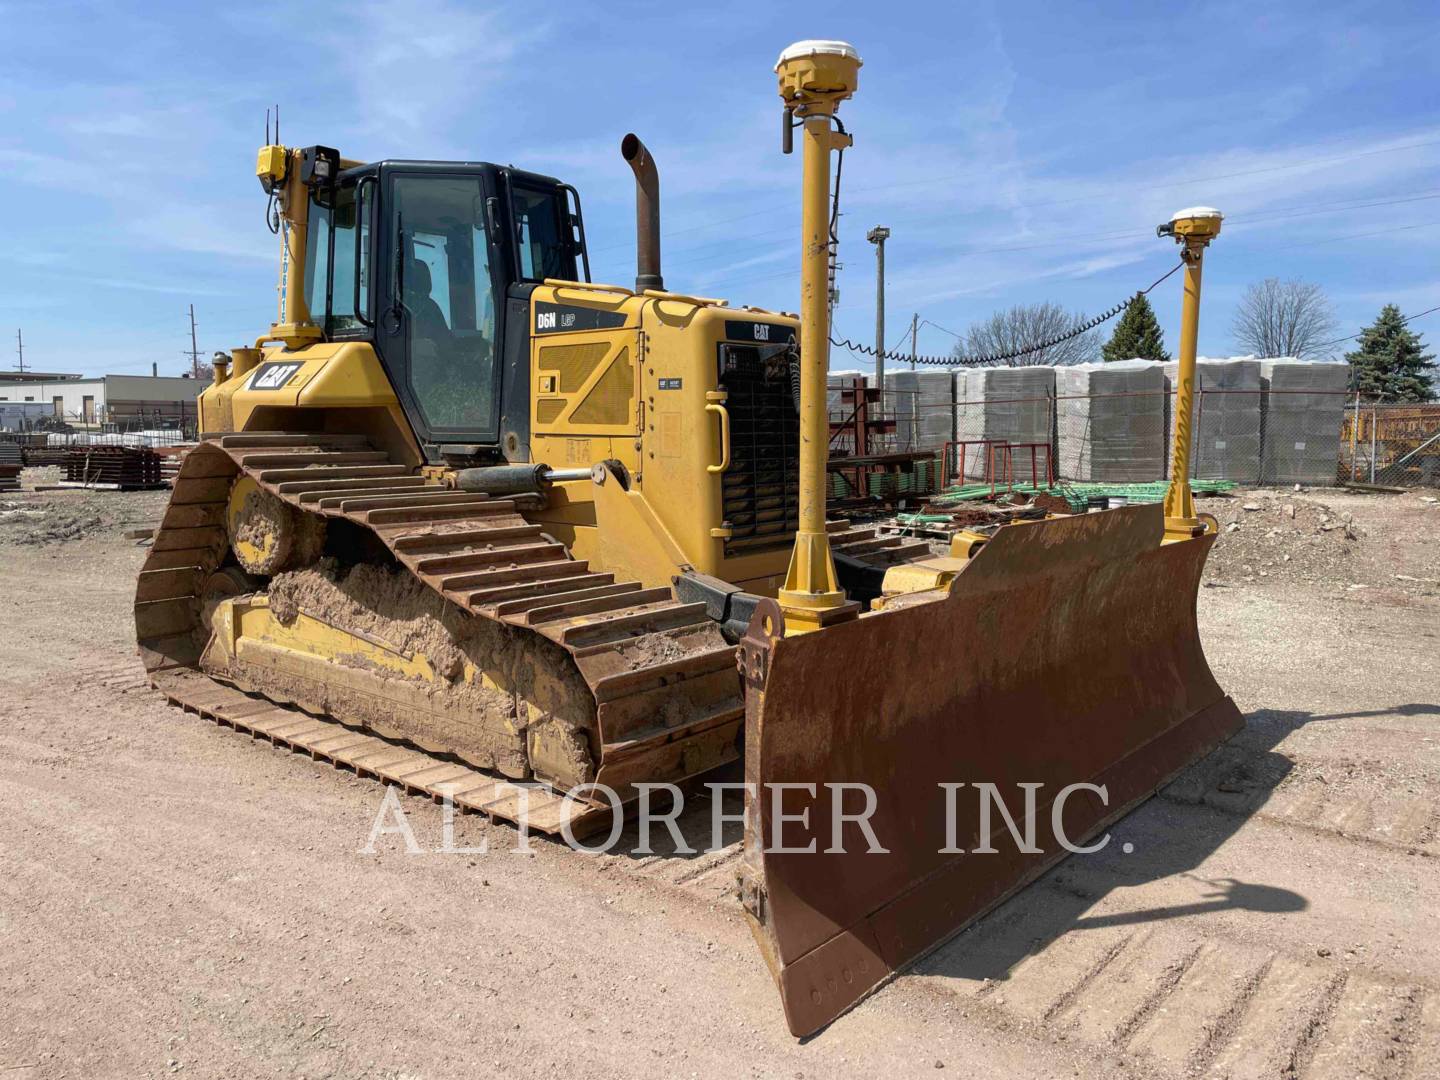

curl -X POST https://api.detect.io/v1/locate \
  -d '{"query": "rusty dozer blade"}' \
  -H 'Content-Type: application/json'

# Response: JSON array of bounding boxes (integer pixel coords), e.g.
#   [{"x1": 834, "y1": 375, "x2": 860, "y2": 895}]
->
[{"x1": 736, "y1": 503, "x2": 1243, "y2": 1036}]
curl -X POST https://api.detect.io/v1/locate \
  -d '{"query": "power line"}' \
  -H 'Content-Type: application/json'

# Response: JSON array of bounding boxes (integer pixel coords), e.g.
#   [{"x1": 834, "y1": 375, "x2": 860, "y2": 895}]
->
[
  {"x1": 831, "y1": 260, "x2": 1184, "y2": 368},
  {"x1": 1311, "y1": 304, "x2": 1440, "y2": 353},
  {"x1": 844, "y1": 136, "x2": 1440, "y2": 199},
  {"x1": 14, "y1": 328, "x2": 25, "y2": 373}
]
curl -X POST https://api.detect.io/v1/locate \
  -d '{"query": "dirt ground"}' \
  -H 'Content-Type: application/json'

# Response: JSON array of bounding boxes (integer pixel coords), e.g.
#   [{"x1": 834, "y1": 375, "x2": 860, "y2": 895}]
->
[{"x1": 1, "y1": 473, "x2": 1438, "y2": 1079}]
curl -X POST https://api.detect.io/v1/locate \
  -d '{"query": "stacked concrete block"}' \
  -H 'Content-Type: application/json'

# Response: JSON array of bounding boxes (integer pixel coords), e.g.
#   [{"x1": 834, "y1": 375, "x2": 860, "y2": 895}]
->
[
  {"x1": 827, "y1": 370, "x2": 866, "y2": 421},
  {"x1": 888, "y1": 370, "x2": 957, "y2": 452},
  {"x1": 1259, "y1": 359, "x2": 1350, "y2": 484},
  {"x1": 1056, "y1": 360, "x2": 1167, "y2": 481},
  {"x1": 1164, "y1": 358, "x2": 1262, "y2": 482},
  {"x1": 955, "y1": 366, "x2": 1056, "y2": 478}
]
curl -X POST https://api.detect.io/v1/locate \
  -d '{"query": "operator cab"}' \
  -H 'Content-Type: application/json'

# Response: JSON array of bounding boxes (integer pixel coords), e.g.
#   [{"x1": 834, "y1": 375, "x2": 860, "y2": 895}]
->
[{"x1": 300, "y1": 151, "x2": 589, "y2": 456}]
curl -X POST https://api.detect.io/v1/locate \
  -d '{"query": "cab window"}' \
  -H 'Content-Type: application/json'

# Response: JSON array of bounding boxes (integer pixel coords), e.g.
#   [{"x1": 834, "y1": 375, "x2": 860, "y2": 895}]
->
[
  {"x1": 510, "y1": 185, "x2": 571, "y2": 281},
  {"x1": 304, "y1": 181, "x2": 369, "y2": 333}
]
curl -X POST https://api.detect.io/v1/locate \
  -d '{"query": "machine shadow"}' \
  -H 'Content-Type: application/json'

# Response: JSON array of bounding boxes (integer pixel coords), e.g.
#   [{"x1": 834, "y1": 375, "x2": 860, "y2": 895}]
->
[{"x1": 909, "y1": 702, "x2": 1439, "y2": 986}]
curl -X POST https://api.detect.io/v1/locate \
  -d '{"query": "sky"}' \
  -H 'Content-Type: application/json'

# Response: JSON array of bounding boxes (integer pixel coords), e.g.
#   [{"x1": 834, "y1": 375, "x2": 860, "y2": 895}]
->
[{"x1": 2, "y1": 0, "x2": 1437, "y2": 378}]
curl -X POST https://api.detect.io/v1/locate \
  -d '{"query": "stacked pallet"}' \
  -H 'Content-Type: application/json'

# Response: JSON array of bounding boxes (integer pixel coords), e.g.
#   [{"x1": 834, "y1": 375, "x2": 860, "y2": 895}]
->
[
  {"x1": 151, "y1": 443, "x2": 196, "y2": 486},
  {"x1": 1164, "y1": 358, "x2": 1262, "y2": 482},
  {"x1": 1259, "y1": 360, "x2": 1350, "y2": 484},
  {"x1": 1056, "y1": 360, "x2": 1167, "y2": 481},
  {"x1": 61, "y1": 445, "x2": 164, "y2": 489},
  {"x1": 889, "y1": 371, "x2": 957, "y2": 452},
  {"x1": 23, "y1": 446, "x2": 68, "y2": 466},
  {"x1": 956, "y1": 367, "x2": 1056, "y2": 478},
  {"x1": 0, "y1": 442, "x2": 21, "y2": 492}
]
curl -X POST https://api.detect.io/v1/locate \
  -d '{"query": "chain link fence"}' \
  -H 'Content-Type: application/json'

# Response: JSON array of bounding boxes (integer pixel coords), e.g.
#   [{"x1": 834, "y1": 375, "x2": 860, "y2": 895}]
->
[{"x1": 1339, "y1": 401, "x2": 1440, "y2": 487}]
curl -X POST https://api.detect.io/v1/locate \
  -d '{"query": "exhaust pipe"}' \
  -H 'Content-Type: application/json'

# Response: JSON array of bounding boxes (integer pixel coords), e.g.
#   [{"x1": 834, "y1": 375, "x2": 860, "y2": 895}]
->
[{"x1": 621, "y1": 133, "x2": 663, "y2": 293}]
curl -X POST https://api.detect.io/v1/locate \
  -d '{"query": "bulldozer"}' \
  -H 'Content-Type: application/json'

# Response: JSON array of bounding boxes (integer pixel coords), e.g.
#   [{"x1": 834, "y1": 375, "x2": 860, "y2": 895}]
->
[{"x1": 135, "y1": 40, "x2": 1243, "y2": 1036}]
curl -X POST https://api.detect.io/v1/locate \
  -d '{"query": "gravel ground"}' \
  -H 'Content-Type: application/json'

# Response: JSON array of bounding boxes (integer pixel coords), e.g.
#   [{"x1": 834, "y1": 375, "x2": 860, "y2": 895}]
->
[{"x1": 0, "y1": 476, "x2": 1437, "y2": 1078}]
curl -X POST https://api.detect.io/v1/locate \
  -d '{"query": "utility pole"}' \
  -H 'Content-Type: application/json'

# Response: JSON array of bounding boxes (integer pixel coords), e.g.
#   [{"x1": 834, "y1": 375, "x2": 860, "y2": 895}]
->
[
  {"x1": 15, "y1": 328, "x2": 26, "y2": 373},
  {"x1": 909, "y1": 312, "x2": 919, "y2": 448},
  {"x1": 866, "y1": 226, "x2": 890, "y2": 396},
  {"x1": 185, "y1": 304, "x2": 201, "y2": 378}
]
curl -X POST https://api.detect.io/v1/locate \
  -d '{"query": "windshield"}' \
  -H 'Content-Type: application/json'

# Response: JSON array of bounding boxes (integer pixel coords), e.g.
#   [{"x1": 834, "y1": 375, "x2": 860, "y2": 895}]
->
[
  {"x1": 304, "y1": 182, "x2": 370, "y2": 333},
  {"x1": 392, "y1": 174, "x2": 498, "y2": 431}
]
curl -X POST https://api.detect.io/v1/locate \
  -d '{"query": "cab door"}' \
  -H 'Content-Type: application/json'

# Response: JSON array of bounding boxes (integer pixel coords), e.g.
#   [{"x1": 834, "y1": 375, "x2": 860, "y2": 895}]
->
[{"x1": 377, "y1": 167, "x2": 507, "y2": 450}]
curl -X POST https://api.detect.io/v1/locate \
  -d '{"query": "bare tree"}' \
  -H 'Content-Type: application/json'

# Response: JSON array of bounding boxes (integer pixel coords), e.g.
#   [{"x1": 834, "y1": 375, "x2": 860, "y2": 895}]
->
[
  {"x1": 955, "y1": 303, "x2": 1100, "y2": 367},
  {"x1": 1230, "y1": 278, "x2": 1338, "y2": 359}
]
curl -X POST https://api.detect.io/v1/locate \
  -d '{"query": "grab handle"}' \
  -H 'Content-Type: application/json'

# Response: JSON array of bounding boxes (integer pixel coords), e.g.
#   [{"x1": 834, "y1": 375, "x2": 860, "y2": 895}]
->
[{"x1": 705, "y1": 391, "x2": 730, "y2": 474}]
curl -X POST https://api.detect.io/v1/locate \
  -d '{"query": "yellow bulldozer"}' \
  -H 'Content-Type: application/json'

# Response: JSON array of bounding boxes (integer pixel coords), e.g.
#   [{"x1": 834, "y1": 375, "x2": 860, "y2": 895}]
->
[{"x1": 134, "y1": 41, "x2": 1242, "y2": 1035}]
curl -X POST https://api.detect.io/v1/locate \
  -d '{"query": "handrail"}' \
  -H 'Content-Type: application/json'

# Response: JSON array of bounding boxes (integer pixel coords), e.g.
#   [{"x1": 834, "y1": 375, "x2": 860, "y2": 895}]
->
[{"x1": 705, "y1": 391, "x2": 731, "y2": 474}]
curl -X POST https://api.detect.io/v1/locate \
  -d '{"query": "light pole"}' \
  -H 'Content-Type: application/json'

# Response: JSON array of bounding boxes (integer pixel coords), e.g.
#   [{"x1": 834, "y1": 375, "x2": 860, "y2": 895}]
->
[{"x1": 866, "y1": 226, "x2": 890, "y2": 397}]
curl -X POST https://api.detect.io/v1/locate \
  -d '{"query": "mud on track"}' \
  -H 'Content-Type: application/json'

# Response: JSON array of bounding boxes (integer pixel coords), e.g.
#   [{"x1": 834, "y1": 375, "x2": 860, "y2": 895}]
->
[{"x1": 1, "y1": 483, "x2": 1437, "y2": 1078}]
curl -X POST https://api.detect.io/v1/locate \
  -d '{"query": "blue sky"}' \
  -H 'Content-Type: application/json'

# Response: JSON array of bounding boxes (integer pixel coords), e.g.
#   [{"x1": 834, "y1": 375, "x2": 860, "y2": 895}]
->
[{"x1": 2, "y1": 0, "x2": 1437, "y2": 377}]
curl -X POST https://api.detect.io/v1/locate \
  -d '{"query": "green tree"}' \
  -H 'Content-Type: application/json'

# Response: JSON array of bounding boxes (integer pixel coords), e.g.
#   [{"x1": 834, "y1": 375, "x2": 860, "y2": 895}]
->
[
  {"x1": 1102, "y1": 294, "x2": 1169, "y2": 362},
  {"x1": 1345, "y1": 304, "x2": 1436, "y2": 402}
]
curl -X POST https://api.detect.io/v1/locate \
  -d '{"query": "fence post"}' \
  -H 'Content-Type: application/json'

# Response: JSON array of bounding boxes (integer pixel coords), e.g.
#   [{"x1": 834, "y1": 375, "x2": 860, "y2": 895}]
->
[
  {"x1": 1369, "y1": 404, "x2": 1378, "y2": 483},
  {"x1": 1349, "y1": 392, "x2": 1360, "y2": 481}
]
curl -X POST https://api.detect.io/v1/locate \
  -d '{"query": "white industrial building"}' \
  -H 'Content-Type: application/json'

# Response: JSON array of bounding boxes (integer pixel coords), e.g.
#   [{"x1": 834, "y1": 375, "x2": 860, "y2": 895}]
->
[{"x1": 0, "y1": 373, "x2": 204, "y2": 428}]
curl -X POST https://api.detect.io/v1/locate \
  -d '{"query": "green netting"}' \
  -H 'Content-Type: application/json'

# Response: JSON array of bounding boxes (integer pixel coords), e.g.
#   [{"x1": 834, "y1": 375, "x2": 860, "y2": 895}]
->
[{"x1": 926, "y1": 479, "x2": 1238, "y2": 513}]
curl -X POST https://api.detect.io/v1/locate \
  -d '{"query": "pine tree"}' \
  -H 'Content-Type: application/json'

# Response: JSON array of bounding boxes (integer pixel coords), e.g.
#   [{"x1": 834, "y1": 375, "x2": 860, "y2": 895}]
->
[
  {"x1": 1102, "y1": 294, "x2": 1169, "y2": 362},
  {"x1": 1345, "y1": 304, "x2": 1436, "y2": 402}
]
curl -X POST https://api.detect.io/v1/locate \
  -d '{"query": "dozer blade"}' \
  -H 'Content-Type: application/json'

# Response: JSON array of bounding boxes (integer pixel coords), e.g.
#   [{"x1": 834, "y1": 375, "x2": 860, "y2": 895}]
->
[{"x1": 736, "y1": 503, "x2": 1243, "y2": 1036}]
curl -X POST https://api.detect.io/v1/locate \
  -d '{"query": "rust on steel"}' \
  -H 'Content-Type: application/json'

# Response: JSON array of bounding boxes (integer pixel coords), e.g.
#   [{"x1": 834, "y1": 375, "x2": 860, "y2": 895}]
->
[{"x1": 739, "y1": 504, "x2": 1243, "y2": 1036}]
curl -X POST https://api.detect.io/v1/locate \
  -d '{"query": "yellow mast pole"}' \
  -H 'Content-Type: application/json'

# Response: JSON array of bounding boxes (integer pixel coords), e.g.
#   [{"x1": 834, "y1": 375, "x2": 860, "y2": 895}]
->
[
  {"x1": 774, "y1": 40, "x2": 862, "y2": 632},
  {"x1": 255, "y1": 144, "x2": 324, "y2": 350},
  {"x1": 1158, "y1": 207, "x2": 1222, "y2": 541}
]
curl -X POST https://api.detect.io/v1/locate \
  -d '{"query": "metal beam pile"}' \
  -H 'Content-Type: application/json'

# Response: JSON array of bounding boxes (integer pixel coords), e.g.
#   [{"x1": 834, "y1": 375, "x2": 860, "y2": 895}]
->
[
  {"x1": 61, "y1": 445, "x2": 164, "y2": 489},
  {"x1": 0, "y1": 443, "x2": 21, "y2": 492}
]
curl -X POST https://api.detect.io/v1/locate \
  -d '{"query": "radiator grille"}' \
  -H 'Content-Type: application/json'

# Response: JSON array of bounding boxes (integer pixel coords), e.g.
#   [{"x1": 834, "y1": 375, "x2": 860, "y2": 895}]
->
[{"x1": 718, "y1": 343, "x2": 800, "y2": 555}]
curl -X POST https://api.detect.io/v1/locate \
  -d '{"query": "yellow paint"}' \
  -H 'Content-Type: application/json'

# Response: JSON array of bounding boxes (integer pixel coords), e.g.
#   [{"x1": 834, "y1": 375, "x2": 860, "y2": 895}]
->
[
  {"x1": 879, "y1": 561, "x2": 960, "y2": 596},
  {"x1": 1160, "y1": 208, "x2": 1223, "y2": 541},
  {"x1": 525, "y1": 280, "x2": 799, "y2": 590},
  {"x1": 198, "y1": 340, "x2": 421, "y2": 466},
  {"x1": 226, "y1": 475, "x2": 274, "y2": 570},
  {"x1": 230, "y1": 594, "x2": 448, "y2": 682},
  {"x1": 773, "y1": 43, "x2": 861, "y2": 625},
  {"x1": 948, "y1": 529, "x2": 990, "y2": 559},
  {"x1": 208, "y1": 131, "x2": 850, "y2": 601}
]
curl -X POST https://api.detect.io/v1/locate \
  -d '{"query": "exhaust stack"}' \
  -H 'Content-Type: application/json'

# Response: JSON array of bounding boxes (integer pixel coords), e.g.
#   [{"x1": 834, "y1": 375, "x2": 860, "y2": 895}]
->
[{"x1": 620, "y1": 133, "x2": 663, "y2": 293}]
